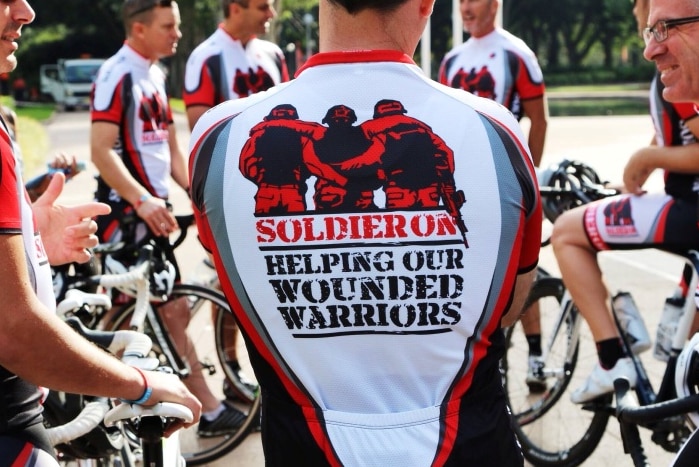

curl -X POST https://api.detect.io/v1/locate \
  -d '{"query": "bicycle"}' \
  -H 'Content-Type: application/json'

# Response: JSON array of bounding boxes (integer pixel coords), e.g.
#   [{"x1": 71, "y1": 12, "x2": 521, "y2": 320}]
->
[
  {"x1": 613, "y1": 315, "x2": 699, "y2": 467},
  {"x1": 502, "y1": 161, "x2": 699, "y2": 465},
  {"x1": 44, "y1": 311, "x2": 193, "y2": 466},
  {"x1": 51, "y1": 219, "x2": 261, "y2": 465}
]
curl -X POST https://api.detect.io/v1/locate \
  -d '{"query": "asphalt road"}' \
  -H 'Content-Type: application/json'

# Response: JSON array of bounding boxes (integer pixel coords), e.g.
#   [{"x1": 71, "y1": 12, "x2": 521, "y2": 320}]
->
[{"x1": 44, "y1": 110, "x2": 682, "y2": 466}]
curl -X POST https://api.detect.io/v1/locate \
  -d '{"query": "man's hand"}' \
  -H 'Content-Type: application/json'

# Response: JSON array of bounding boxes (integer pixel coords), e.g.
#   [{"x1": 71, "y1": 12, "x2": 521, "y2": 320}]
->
[
  {"x1": 623, "y1": 148, "x2": 655, "y2": 195},
  {"x1": 32, "y1": 173, "x2": 111, "y2": 265},
  {"x1": 135, "y1": 196, "x2": 178, "y2": 237}
]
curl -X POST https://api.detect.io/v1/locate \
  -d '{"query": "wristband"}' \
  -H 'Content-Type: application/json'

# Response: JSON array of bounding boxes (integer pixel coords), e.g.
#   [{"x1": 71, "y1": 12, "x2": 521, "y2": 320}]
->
[
  {"x1": 135, "y1": 193, "x2": 151, "y2": 210},
  {"x1": 122, "y1": 367, "x2": 153, "y2": 405}
]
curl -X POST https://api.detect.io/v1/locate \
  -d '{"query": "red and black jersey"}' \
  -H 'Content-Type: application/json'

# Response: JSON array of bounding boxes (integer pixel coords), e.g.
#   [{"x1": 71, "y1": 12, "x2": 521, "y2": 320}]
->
[
  {"x1": 91, "y1": 44, "x2": 175, "y2": 203},
  {"x1": 190, "y1": 50, "x2": 540, "y2": 466},
  {"x1": 649, "y1": 73, "x2": 699, "y2": 201},
  {"x1": 439, "y1": 28, "x2": 545, "y2": 121},
  {"x1": 183, "y1": 26, "x2": 288, "y2": 109},
  {"x1": 0, "y1": 120, "x2": 54, "y2": 438}
]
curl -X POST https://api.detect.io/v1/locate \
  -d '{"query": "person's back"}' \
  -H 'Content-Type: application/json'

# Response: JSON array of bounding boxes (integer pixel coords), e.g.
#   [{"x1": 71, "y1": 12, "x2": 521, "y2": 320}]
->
[{"x1": 190, "y1": 3, "x2": 541, "y2": 464}]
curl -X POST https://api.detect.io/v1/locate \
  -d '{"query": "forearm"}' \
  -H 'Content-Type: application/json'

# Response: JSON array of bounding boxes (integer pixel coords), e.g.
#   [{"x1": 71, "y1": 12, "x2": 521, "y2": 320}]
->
[
  {"x1": 91, "y1": 146, "x2": 148, "y2": 205},
  {"x1": 0, "y1": 297, "x2": 144, "y2": 401},
  {"x1": 634, "y1": 144, "x2": 699, "y2": 174},
  {"x1": 501, "y1": 268, "x2": 537, "y2": 328},
  {"x1": 527, "y1": 119, "x2": 547, "y2": 167},
  {"x1": 522, "y1": 97, "x2": 548, "y2": 167},
  {"x1": 169, "y1": 124, "x2": 189, "y2": 190},
  {"x1": 170, "y1": 149, "x2": 189, "y2": 191}
]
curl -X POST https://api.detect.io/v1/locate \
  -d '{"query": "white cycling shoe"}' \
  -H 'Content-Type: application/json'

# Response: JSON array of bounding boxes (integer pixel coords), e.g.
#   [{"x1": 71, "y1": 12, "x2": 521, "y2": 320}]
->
[{"x1": 570, "y1": 357, "x2": 637, "y2": 404}]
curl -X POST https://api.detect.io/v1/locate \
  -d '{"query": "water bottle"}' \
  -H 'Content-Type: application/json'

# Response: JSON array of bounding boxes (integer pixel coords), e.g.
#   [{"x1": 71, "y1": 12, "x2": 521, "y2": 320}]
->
[
  {"x1": 653, "y1": 289, "x2": 685, "y2": 362},
  {"x1": 612, "y1": 291, "x2": 651, "y2": 354}
]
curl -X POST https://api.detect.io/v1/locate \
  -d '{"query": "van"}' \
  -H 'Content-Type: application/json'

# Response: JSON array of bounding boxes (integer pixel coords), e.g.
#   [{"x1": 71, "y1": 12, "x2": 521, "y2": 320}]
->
[{"x1": 40, "y1": 58, "x2": 105, "y2": 111}]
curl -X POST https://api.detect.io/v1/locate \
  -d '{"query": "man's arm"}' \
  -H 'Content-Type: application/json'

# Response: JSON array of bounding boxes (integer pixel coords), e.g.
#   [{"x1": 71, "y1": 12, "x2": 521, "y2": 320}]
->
[
  {"x1": 0, "y1": 233, "x2": 201, "y2": 428},
  {"x1": 91, "y1": 121, "x2": 175, "y2": 235},
  {"x1": 187, "y1": 105, "x2": 209, "y2": 133},
  {"x1": 501, "y1": 269, "x2": 537, "y2": 328},
  {"x1": 623, "y1": 117, "x2": 699, "y2": 194},
  {"x1": 91, "y1": 121, "x2": 149, "y2": 207},
  {"x1": 168, "y1": 122, "x2": 189, "y2": 192},
  {"x1": 521, "y1": 96, "x2": 548, "y2": 167}
]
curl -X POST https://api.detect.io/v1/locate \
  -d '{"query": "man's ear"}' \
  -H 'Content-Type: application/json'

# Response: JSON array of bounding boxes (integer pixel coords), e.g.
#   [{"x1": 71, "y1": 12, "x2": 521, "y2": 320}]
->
[
  {"x1": 131, "y1": 21, "x2": 146, "y2": 39},
  {"x1": 419, "y1": 0, "x2": 435, "y2": 18}
]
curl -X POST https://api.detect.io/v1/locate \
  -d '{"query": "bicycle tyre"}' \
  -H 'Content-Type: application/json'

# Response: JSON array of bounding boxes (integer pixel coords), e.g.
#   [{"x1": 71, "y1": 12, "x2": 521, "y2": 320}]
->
[
  {"x1": 504, "y1": 277, "x2": 574, "y2": 422},
  {"x1": 106, "y1": 283, "x2": 260, "y2": 465},
  {"x1": 504, "y1": 277, "x2": 610, "y2": 466}
]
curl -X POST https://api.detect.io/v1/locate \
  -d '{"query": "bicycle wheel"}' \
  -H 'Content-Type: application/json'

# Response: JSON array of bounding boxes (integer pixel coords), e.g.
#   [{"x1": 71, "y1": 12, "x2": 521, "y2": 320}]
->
[
  {"x1": 503, "y1": 277, "x2": 610, "y2": 466},
  {"x1": 107, "y1": 284, "x2": 261, "y2": 465}
]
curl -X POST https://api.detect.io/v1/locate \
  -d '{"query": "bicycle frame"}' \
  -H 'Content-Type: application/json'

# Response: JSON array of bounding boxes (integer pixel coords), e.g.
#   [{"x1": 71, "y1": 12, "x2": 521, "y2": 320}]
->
[{"x1": 623, "y1": 251, "x2": 699, "y2": 409}]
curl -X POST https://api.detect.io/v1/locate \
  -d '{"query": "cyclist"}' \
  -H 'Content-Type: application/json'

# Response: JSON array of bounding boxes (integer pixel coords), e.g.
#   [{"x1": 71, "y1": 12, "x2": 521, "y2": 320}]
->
[
  {"x1": 643, "y1": 0, "x2": 699, "y2": 105},
  {"x1": 551, "y1": 0, "x2": 699, "y2": 404},
  {"x1": 183, "y1": 0, "x2": 288, "y2": 131},
  {"x1": 90, "y1": 0, "x2": 244, "y2": 437},
  {"x1": 439, "y1": 0, "x2": 549, "y2": 391},
  {"x1": 0, "y1": 1, "x2": 200, "y2": 464},
  {"x1": 183, "y1": 0, "x2": 289, "y2": 403},
  {"x1": 189, "y1": 0, "x2": 541, "y2": 465}
]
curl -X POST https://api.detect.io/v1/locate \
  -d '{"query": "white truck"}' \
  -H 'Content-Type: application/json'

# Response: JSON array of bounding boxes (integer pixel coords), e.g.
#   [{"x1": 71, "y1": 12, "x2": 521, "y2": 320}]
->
[{"x1": 39, "y1": 58, "x2": 105, "y2": 111}]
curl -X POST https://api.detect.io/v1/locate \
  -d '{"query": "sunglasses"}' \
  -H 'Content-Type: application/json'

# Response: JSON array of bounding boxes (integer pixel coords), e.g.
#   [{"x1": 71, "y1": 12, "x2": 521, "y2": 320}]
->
[{"x1": 127, "y1": 0, "x2": 173, "y2": 18}]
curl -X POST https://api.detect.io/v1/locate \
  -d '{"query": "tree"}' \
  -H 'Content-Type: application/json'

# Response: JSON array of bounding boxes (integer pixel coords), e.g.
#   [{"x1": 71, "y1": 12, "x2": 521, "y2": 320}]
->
[{"x1": 13, "y1": 0, "x2": 648, "y2": 94}]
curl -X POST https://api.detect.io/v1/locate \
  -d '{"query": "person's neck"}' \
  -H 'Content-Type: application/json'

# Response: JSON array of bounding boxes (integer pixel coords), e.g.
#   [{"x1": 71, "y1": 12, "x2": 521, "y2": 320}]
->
[
  {"x1": 125, "y1": 39, "x2": 156, "y2": 63},
  {"x1": 469, "y1": 24, "x2": 496, "y2": 39},
  {"x1": 222, "y1": 22, "x2": 253, "y2": 47},
  {"x1": 319, "y1": 4, "x2": 423, "y2": 55}
]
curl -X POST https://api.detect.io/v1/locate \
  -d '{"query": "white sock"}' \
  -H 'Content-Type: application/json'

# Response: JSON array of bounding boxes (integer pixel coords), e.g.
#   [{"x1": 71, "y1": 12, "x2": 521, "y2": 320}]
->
[{"x1": 202, "y1": 402, "x2": 225, "y2": 421}]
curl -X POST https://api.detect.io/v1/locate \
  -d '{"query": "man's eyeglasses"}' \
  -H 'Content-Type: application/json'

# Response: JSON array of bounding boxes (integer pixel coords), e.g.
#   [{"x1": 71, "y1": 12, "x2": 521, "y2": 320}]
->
[
  {"x1": 126, "y1": 0, "x2": 172, "y2": 18},
  {"x1": 643, "y1": 15, "x2": 699, "y2": 44}
]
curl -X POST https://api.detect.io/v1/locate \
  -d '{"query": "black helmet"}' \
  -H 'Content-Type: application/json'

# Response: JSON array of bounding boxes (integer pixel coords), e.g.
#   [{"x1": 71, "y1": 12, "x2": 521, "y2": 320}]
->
[{"x1": 538, "y1": 159, "x2": 616, "y2": 223}]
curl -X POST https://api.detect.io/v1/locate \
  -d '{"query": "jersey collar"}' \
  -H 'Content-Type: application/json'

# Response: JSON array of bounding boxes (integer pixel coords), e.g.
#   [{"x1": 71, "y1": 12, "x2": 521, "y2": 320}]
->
[{"x1": 295, "y1": 50, "x2": 416, "y2": 77}]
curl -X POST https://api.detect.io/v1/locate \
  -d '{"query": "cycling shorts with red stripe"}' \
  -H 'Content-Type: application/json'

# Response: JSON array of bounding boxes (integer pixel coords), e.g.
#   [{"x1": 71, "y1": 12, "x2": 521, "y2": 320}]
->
[{"x1": 0, "y1": 424, "x2": 58, "y2": 467}]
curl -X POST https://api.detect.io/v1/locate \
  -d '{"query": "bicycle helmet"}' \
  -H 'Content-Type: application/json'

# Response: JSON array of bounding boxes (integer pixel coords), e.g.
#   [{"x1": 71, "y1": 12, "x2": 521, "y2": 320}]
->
[
  {"x1": 675, "y1": 332, "x2": 699, "y2": 428},
  {"x1": 538, "y1": 159, "x2": 615, "y2": 223}
]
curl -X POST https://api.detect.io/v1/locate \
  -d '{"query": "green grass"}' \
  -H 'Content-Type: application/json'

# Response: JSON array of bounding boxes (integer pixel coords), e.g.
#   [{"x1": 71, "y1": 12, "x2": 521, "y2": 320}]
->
[
  {"x1": 548, "y1": 82, "x2": 649, "y2": 93},
  {"x1": 0, "y1": 97, "x2": 54, "y2": 177},
  {"x1": 15, "y1": 103, "x2": 56, "y2": 122},
  {"x1": 170, "y1": 98, "x2": 184, "y2": 113},
  {"x1": 549, "y1": 98, "x2": 648, "y2": 117}
]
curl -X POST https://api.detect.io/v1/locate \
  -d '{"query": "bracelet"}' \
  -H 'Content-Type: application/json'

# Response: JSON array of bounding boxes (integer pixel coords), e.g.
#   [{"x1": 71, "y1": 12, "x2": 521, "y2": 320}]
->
[
  {"x1": 122, "y1": 367, "x2": 153, "y2": 405},
  {"x1": 134, "y1": 193, "x2": 151, "y2": 210}
]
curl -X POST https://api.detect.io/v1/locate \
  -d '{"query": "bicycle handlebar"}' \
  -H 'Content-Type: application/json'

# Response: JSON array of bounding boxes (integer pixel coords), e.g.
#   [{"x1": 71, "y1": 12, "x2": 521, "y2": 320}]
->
[
  {"x1": 46, "y1": 398, "x2": 111, "y2": 447},
  {"x1": 615, "y1": 377, "x2": 699, "y2": 424},
  {"x1": 49, "y1": 315, "x2": 160, "y2": 447},
  {"x1": 56, "y1": 289, "x2": 112, "y2": 317},
  {"x1": 64, "y1": 316, "x2": 154, "y2": 361}
]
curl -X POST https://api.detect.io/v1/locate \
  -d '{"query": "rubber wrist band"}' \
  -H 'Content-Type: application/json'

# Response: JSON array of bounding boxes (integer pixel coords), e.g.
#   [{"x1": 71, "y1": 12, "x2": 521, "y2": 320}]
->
[
  {"x1": 122, "y1": 367, "x2": 153, "y2": 405},
  {"x1": 135, "y1": 193, "x2": 151, "y2": 210}
]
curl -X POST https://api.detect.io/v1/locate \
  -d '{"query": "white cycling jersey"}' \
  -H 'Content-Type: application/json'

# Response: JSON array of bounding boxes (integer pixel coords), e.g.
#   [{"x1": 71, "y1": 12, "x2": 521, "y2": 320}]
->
[
  {"x1": 190, "y1": 50, "x2": 541, "y2": 466},
  {"x1": 91, "y1": 44, "x2": 174, "y2": 200},
  {"x1": 183, "y1": 26, "x2": 288, "y2": 109},
  {"x1": 439, "y1": 28, "x2": 545, "y2": 121}
]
